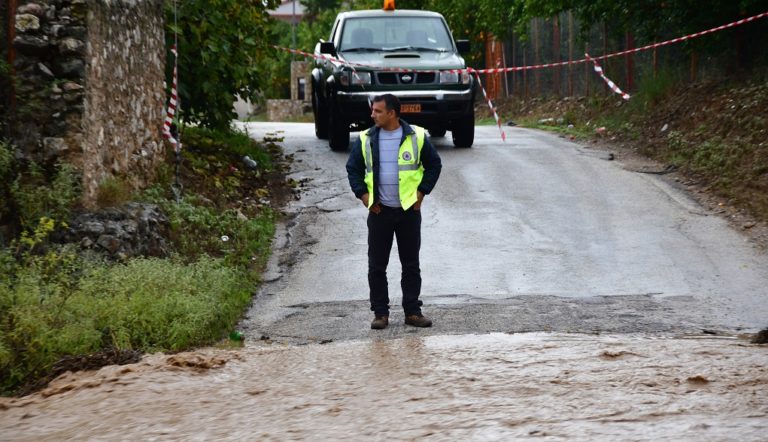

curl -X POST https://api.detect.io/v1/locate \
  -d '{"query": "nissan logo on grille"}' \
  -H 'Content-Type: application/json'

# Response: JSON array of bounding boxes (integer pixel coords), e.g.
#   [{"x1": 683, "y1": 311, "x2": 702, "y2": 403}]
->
[{"x1": 400, "y1": 74, "x2": 413, "y2": 83}]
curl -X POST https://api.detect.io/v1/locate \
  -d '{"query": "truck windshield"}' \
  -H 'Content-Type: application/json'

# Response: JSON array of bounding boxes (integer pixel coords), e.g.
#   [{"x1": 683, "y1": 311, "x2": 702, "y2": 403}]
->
[{"x1": 339, "y1": 17, "x2": 453, "y2": 52}]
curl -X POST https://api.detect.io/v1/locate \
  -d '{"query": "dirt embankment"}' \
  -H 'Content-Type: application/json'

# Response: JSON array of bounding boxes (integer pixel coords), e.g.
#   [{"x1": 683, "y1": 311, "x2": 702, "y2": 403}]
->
[{"x1": 485, "y1": 80, "x2": 768, "y2": 248}]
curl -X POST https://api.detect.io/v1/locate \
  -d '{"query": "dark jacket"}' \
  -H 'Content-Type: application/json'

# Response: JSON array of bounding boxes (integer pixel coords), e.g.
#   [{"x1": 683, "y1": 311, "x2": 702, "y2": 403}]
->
[{"x1": 346, "y1": 119, "x2": 442, "y2": 202}]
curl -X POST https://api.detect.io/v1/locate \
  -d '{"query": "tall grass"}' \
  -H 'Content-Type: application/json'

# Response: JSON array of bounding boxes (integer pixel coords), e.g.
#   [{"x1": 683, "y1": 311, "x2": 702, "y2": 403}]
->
[
  {"x1": 182, "y1": 125, "x2": 273, "y2": 167},
  {"x1": 0, "y1": 253, "x2": 251, "y2": 393},
  {"x1": 159, "y1": 196, "x2": 275, "y2": 272},
  {"x1": 630, "y1": 69, "x2": 682, "y2": 112}
]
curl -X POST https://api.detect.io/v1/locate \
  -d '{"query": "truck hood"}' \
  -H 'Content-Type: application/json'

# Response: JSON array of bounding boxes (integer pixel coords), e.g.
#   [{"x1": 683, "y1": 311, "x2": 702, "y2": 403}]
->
[{"x1": 338, "y1": 51, "x2": 466, "y2": 70}]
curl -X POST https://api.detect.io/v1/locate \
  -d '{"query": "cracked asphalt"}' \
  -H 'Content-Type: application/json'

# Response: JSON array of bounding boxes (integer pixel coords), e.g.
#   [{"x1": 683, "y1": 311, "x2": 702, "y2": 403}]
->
[{"x1": 236, "y1": 122, "x2": 768, "y2": 344}]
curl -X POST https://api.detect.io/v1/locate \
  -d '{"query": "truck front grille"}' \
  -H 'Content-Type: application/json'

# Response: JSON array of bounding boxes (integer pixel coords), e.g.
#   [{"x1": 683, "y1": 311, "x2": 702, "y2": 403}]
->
[
  {"x1": 416, "y1": 72, "x2": 436, "y2": 83},
  {"x1": 375, "y1": 72, "x2": 437, "y2": 85},
  {"x1": 377, "y1": 73, "x2": 398, "y2": 84}
]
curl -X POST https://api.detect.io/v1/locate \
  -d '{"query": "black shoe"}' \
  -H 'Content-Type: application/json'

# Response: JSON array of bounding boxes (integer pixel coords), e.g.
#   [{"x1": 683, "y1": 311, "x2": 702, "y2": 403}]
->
[
  {"x1": 404, "y1": 314, "x2": 432, "y2": 328},
  {"x1": 371, "y1": 315, "x2": 389, "y2": 330}
]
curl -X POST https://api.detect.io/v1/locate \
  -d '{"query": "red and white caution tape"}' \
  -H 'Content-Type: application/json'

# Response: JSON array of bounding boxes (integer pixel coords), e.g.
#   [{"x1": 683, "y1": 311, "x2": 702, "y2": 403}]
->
[
  {"x1": 270, "y1": 10, "x2": 767, "y2": 141},
  {"x1": 585, "y1": 53, "x2": 630, "y2": 101},
  {"x1": 473, "y1": 10, "x2": 768, "y2": 74},
  {"x1": 162, "y1": 45, "x2": 180, "y2": 151},
  {"x1": 273, "y1": 44, "x2": 476, "y2": 76},
  {"x1": 276, "y1": 10, "x2": 768, "y2": 76},
  {"x1": 587, "y1": 10, "x2": 768, "y2": 63},
  {"x1": 275, "y1": 45, "x2": 339, "y2": 64},
  {"x1": 471, "y1": 68, "x2": 506, "y2": 141}
]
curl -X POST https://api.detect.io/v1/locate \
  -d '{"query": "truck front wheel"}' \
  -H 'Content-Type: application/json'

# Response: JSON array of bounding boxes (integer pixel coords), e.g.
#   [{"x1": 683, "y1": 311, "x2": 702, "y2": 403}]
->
[
  {"x1": 313, "y1": 89, "x2": 328, "y2": 140},
  {"x1": 451, "y1": 114, "x2": 474, "y2": 148},
  {"x1": 429, "y1": 127, "x2": 446, "y2": 138},
  {"x1": 328, "y1": 108, "x2": 350, "y2": 151}
]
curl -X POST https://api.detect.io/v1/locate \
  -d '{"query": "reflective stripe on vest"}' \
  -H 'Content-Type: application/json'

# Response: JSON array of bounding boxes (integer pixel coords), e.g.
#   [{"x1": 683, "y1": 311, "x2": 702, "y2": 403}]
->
[
  {"x1": 364, "y1": 133, "x2": 419, "y2": 172},
  {"x1": 360, "y1": 126, "x2": 425, "y2": 210}
]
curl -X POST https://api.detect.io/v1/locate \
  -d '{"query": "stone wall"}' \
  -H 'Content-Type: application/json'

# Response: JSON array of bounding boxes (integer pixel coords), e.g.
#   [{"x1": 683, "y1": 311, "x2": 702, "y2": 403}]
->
[
  {"x1": 267, "y1": 60, "x2": 311, "y2": 121},
  {"x1": 8, "y1": 0, "x2": 165, "y2": 206},
  {"x1": 267, "y1": 99, "x2": 311, "y2": 122},
  {"x1": 290, "y1": 60, "x2": 311, "y2": 102}
]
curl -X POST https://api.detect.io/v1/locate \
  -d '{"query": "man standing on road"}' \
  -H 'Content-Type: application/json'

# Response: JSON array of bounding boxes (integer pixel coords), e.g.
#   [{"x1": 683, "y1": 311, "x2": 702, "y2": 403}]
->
[{"x1": 346, "y1": 94, "x2": 442, "y2": 330}]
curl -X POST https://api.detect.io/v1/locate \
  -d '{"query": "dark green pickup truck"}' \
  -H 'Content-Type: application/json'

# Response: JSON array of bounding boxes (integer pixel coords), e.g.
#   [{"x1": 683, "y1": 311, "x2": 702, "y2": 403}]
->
[{"x1": 311, "y1": 8, "x2": 476, "y2": 150}]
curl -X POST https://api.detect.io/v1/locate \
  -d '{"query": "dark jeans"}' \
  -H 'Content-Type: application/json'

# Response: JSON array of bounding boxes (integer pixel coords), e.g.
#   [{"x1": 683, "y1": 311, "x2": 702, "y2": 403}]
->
[{"x1": 367, "y1": 205, "x2": 422, "y2": 316}]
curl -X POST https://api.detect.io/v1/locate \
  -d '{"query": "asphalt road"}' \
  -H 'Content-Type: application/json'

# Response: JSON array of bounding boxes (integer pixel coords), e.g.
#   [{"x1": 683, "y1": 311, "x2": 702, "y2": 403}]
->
[{"x1": 237, "y1": 122, "x2": 768, "y2": 343}]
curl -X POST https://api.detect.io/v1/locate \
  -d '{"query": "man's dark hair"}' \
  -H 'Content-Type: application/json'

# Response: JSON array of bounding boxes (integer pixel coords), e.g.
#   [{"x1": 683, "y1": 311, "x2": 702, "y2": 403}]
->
[{"x1": 373, "y1": 94, "x2": 400, "y2": 117}]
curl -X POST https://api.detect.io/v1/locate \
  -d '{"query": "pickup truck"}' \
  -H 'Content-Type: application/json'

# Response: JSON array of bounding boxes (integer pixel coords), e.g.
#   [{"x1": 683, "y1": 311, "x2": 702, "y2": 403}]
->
[{"x1": 311, "y1": 8, "x2": 476, "y2": 150}]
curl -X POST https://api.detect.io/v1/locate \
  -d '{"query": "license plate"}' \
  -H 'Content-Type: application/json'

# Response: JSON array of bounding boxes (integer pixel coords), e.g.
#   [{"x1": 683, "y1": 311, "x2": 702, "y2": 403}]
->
[{"x1": 401, "y1": 104, "x2": 421, "y2": 113}]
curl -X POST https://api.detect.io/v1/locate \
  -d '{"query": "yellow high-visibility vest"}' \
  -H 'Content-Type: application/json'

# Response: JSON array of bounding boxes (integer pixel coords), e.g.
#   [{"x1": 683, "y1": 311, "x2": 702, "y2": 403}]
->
[{"x1": 360, "y1": 125, "x2": 426, "y2": 210}]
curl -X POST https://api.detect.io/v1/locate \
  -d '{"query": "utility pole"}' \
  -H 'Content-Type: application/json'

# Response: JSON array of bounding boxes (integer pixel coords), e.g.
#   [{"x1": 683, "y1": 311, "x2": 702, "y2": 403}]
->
[
  {"x1": 7, "y1": 0, "x2": 17, "y2": 111},
  {"x1": 291, "y1": 0, "x2": 296, "y2": 61}
]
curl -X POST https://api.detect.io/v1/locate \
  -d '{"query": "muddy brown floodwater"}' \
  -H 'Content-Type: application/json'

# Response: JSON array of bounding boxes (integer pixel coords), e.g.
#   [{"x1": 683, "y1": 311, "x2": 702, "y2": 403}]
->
[{"x1": 1, "y1": 333, "x2": 766, "y2": 441}]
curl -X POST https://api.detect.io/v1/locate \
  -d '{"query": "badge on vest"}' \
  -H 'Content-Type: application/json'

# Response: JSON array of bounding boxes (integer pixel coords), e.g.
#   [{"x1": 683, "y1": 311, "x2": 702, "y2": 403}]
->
[{"x1": 402, "y1": 151, "x2": 412, "y2": 161}]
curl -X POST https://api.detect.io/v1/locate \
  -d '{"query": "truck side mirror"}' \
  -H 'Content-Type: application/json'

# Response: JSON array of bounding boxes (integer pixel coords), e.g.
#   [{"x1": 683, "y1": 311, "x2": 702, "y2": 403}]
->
[
  {"x1": 320, "y1": 41, "x2": 337, "y2": 56},
  {"x1": 456, "y1": 40, "x2": 470, "y2": 54}
]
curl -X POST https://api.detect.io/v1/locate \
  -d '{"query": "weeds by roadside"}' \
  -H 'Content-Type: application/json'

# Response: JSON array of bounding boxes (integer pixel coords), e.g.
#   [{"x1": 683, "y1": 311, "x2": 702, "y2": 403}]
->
[
  {"x1": 0, "y1": 127, "x2": 290, "y2": 395},
  {"x1": 0, "y1": 250, "x2": 251, "y2": 393}
]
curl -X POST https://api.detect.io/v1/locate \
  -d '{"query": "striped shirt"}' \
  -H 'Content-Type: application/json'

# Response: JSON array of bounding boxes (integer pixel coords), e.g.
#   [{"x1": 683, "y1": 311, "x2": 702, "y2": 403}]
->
[{"x1": 377, "y1": 127, "x2": 403, "y2": 207}]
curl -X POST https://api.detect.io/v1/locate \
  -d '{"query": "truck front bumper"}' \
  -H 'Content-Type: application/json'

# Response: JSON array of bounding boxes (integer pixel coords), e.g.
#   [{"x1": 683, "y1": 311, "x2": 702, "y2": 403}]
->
[{"x1": 336, "y1": 88, "x2": 474, "y2": 129}]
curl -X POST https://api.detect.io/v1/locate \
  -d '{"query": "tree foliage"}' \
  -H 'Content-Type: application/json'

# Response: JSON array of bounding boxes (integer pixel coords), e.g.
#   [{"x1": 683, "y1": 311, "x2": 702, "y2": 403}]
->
[
  {"x1": 300, "y1": 0, "x2": 341, "y2": 19},
  {"x1": 425, "y1": 0, "x2": 768, "y2": 43},
  {"x1": 169, "y1": 0, "x2": 765, "y2": 117},
  {"x1": 0, "y1": 0, "x2": 11, "y2": 138},
  {"x1": 258, "y1": 6, "x2": 340, "y2": 100},
  {"x1": 166, "y1": 0, "x2": 280, "y2": 130},
  {"x1": 419, "y1": 0, "x2": 767, "y2": 69}
]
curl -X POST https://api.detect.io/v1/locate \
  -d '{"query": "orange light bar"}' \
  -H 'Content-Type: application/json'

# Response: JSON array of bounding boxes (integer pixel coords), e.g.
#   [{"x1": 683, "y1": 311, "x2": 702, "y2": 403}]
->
[{"x1": 383, "y1": 0, "x2": 395, "y2": 11}]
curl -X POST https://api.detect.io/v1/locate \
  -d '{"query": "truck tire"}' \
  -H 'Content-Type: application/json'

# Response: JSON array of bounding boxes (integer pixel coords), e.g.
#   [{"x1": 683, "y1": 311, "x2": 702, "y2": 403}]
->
[
  {"x1": 429, "y1": 127, "x2": 446, "y2": 138},
  {"x1": 328, "y1": 108, "x2": 350, "y2": 151},
  {"x1": 312, "y1": 90, "x2": 328, "y2": 140},
  {"x1": 452, "y1": 114, "x2": 474, "y2": 148}
]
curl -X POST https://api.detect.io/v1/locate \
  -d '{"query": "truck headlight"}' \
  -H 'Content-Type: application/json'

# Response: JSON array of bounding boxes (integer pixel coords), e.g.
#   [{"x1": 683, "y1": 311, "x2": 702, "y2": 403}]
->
[
  {"x1": 439, "y1": 70, "x2": 471, "y2": 84},
  {"x1": 340, "y1": 71, "x2": 372, "y2": 86}
]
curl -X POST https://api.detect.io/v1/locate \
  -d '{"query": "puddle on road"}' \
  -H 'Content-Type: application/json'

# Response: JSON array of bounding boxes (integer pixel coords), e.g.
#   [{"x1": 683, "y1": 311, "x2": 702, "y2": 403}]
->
[{"x1": 1, "y1": 333, "x2": 766, "y2": 440}]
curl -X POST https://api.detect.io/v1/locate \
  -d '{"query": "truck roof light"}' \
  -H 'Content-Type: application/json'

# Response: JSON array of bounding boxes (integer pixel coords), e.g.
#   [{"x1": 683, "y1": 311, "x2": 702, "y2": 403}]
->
[{"x1": 383, "y1": 0, "x2": 395, "y2": 11}]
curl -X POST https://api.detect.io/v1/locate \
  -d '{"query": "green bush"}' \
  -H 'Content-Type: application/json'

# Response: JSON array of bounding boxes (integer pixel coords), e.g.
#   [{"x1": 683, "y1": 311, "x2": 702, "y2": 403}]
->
[
  {"x1": 0, "y1": 140, "x2": 17, "y2": 229},
  {"x1": 0, "y1": 140, "x2": 11, "y2": 177},
  {"x1": 0, "y1": 141, "x2": 80, "y2": 246},
  {"x1": 0, "y1": 57, "x2": 12, "y2": 133},
  {"x1": 167, "y1": 0, "x2": 280, "y2": 129},
  {"x1": 8, "y1": 159, "x2": 80, "y2": 232}
]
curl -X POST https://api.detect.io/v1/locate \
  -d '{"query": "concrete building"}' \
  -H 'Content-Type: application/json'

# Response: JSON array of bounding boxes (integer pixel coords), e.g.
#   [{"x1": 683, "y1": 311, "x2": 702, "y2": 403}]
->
[{"x1": 268, "y1": 0, "x2": 305, "y2": 23}]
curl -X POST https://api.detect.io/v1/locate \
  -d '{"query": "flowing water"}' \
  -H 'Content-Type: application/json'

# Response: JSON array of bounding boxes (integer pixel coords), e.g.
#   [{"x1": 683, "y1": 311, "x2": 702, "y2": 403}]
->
[{"x1": 1, "y1": 333, "x2": 766, "y2": 441}]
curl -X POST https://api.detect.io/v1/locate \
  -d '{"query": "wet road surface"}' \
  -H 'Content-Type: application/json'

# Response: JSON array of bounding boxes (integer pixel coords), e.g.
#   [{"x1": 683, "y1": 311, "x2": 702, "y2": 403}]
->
[
  {"x1": 238, "y1": 123, "x2": 768, "y2": 343},
  {"x1": 2, "y1": 334, "x2": 766, "y2": 440},
  {"x1": 3, "y1": 123, "x2": 767, "y2": 440}
]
